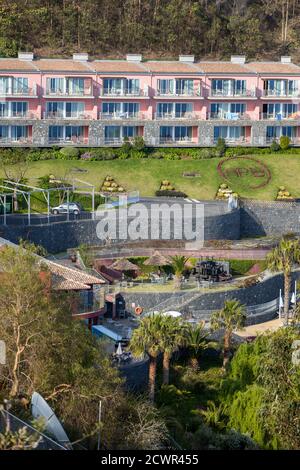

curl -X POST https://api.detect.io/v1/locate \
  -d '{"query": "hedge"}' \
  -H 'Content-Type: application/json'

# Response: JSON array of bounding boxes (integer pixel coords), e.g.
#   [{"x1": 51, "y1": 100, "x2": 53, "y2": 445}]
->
[{"x1": 155, "y1": 190, "x2": 187, "y2": 198}]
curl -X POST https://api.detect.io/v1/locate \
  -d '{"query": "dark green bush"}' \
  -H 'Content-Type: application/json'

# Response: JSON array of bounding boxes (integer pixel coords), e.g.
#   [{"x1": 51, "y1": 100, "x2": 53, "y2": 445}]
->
[
  {"x1": 270, "y1": 140, "x2": 280, "y2": 152},
  {"x1": 58, "y1": 147, "x2": 80, "y2": 160},
  {"x1": 215, "y1": 137, "x2": 226, "y2": 157},
  {"x1": 279, "y1": 135, "x2": 290, "y2": 150}
]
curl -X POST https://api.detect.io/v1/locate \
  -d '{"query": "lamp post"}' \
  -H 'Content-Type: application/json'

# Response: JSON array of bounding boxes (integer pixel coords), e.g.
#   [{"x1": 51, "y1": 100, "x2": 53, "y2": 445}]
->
[{"x1": 279, "y1": 288, "x2": 283, "y2": 320}]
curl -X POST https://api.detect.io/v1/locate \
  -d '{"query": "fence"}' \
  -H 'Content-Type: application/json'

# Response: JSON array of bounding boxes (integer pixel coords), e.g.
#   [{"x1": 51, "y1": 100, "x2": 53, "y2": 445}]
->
[{"x1": 0, "y1": 409, "x2": 67, "y2": 450}]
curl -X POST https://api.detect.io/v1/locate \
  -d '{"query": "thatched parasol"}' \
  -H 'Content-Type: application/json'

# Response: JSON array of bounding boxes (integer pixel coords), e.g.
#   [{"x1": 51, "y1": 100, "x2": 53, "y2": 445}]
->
[
  {"x1": 111, "y1": 258, "x2": 139, "y2": 271},
  {"x1": 143, "y1": 251, "x2": 171, "y2": 267}
]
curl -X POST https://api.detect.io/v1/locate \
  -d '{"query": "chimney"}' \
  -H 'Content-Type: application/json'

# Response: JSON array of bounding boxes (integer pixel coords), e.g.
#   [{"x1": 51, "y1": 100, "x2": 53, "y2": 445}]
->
[
  {"x1": 126, "y1": 54, "x2": 142, "y2": 62},
  {"x1": 231, "y1": 55, "x2": 246, "y2": 64},
  {"x1": 281, "y1": 56, "x2": 292, "y2": 64},
  {"x1": 179, "y1": 55, "x2": 195, "y2": 63},
  {"x1": 18, "y1": 52, "x2": 34, "y2": 61},
  {"x1": 73, "y1": 53, "x2": 89, "y2": 61}
]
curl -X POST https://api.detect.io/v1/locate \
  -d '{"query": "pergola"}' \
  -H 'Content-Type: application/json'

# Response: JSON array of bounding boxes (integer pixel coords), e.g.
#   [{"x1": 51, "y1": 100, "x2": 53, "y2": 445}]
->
[{"x1": 0, "y1": 178, "x2": 97, "y2": 226}]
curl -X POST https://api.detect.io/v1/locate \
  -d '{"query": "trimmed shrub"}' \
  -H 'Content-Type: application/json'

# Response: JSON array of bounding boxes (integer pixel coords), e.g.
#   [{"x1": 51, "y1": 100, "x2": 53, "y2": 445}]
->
[
  {"x1": 279, "y1": 135, "x2": 290, "y2": 150},
  {"x1": 132, "y1": 136, "x2": 146, "y2": 151},
  {"x1": 58, "y1": 147, "x2": 80, "y2": 160},
  {"x1": 270, "y1": 140, "x2": 280, "y2": 152},
  {"x1": 215, "y1": 137, "x2": 226, "y2": 157},
  {"x1": 88, "y1": 148, "x2": 118, "y2": 160}
]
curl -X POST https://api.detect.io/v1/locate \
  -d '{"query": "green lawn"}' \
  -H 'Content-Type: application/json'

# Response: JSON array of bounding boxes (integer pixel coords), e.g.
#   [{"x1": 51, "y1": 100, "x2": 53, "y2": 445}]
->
[{"x1": 7, "y1": 154, "x2": 300, "y2": 200}]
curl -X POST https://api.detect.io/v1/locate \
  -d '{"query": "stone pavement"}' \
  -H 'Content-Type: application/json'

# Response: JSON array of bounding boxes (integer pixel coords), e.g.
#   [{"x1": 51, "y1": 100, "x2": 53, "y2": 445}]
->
[{"x1": 235, "y1": 317, "x2": 284, "y2": 337}]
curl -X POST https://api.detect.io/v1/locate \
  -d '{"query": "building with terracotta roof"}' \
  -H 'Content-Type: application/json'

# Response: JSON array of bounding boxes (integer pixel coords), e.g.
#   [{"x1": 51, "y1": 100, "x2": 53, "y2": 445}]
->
[
  {"x1": 0, "y1": 236, "x2": 107, "y2": 327},
  {"x1": 1, "y1": 52, "x2": 300, "y2": 147}
]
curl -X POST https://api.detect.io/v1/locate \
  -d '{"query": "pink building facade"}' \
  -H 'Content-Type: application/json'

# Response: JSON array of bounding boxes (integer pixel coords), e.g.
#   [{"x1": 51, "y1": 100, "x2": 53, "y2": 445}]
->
[{"x1": 1, "y1": 52, "x2": 300, "y2": 147}]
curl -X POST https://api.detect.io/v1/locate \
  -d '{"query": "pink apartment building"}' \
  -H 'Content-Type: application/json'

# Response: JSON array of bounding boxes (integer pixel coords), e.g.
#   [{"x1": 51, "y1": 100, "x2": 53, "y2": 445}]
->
[{"x1": 0, "y1": 52, "x2": 300, "y2": 147}]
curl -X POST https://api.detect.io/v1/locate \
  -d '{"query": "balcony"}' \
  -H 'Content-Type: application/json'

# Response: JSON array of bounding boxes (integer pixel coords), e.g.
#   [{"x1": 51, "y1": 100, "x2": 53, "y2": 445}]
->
[
  {"x1": 155, "y1": 112, "x2": 200, "y2": 120},
  {"x1": 48, "y1": 136, "x2": 89, "y2": 145},
  {"x1": 44, "y1": 111, "x2": 93, "y2": 120},
  {"x1": 208, "y1": 112, "x2": 250, "y2": 120},
  {"x1": 0, "y1": 84, "x2": 38, "y2": 97},
  {"x1": 261, "y1": 112, "x2": 300, "y2": 120},
  {"x1": 209, "y1": 89, "x2": 256, "y2": 99},
  {"x1": 0, "y1": 111, "x2": 38, "y2": 119},
  {"x1": 101, "y1": 88, "x2": 148, "y2": 98},
  {"x1": 0, "y1": 136, "x2": 33, "y2": 145},
  {"x1": 45, "y1": 87, "x2": 93, "y2": 98},
  {"x1": 155, "y1": 89, "x2": 202, "y2": 99},
  {"x1": 159, "y1": 136, "x2": 194, "y2": 144},
  {"x1": 99, "y1": 112, "x2": 146, "y2": 120},
  {"x1": 213, "y1": 136, "x2": 250, "y2": 145},
  {"x1": 262, "y1": 90, "x2": 300, "y2": 98},
  {"x1": 266, "y1": 136, "x2": 300, "y2": 145}
]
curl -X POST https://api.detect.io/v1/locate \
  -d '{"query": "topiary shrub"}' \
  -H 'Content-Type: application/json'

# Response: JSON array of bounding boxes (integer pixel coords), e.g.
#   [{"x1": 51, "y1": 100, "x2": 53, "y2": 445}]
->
[
  {"x1": 215, "y1": 137, "x2": 226, "y2": 157},
  {"x1": 132, "y1": 136, "x2": 146, "y2": 151},
  {"x1": 58, "y1": 147, "x2": 80, "y2": 160},
  {"x1": 155, "y1": 190, "x2": 187, "y2": 198},
  {"x1": 279, "y1": 135, "x2": 291, "y2": 150},
  {"x1": 270, "y1": 140, "x2": 280, "y2": 152}
]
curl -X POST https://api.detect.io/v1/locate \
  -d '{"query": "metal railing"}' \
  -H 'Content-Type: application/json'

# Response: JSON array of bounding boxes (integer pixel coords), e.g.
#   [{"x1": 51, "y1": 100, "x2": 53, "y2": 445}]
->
[
  {"x1": 0, "y1": 409, "x2": 67, "y2": 450},
  {"x1": 155, "y1": 112, "x2": 199, "y2": 120},
  {"x1": 0, "y1": 85, "x2": 37, "y2": 96},
  {"x1": 0, "y1": 137, "x2": 32, "y2": 144},
  {"x1": 101, "y1": 88, "x2": 147, "y2": 97},
  {"x1": 45, "y1": 88, "x2": 93, "y2": 97},
  {"x1": 208, "y1": 112, "x2": 250, "y2": 120},
  {"x1": 159, "y1": 136, "x2": 193, "y2": 144},
  {"x1": 266, "y1": 136, "x2": 299, "y2": 144},
  {"x1": 261, "y1": 112, "x2": 300, "y2": 120},
  {"x1": 100, "y1": 112, "x2": 145, "y2": 120},
  {"x1": 210, "y1": 89, "x2": 256, "y2": 98},
  {"x1": 262, "y1": 89, "x2": 300, "y2": 98},
  {"x1": 0, "y1": 112, "x2": 37, "y2": 119},
  {"x1": 44, "y1": 111, "x2": 93, "y2": 120},
  {"x1": 156, "y1": 89, "x2": 201, "y2": 97}
]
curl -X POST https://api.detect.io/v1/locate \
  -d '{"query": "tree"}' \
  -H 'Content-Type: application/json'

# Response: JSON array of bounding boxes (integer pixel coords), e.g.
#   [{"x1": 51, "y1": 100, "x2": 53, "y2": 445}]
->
[
  {"x1": 170, "y1": 255, "x2": 189, "y2": 290},
  {"x1": 266, "y1": 238, "x2": 300, "y2": 323},
  {"x1": 130, "y1": 314, "x2": 164, "y2": 401},
  {"x1": 0, "y1": 149, "x2": 30, "y2": 211},
  {"x1": 160, "y1": 316, "x2": 186, "y2": 385},
  {"x1": 185, "y1": 321, "x2": 208, "y2": 370},
  {"x1": 210, "y1": 299, "x2": 246, "y2": 370}
]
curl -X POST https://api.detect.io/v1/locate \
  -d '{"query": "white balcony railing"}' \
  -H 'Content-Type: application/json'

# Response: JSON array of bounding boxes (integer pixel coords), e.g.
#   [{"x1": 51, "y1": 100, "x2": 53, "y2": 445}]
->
[
  {"x1": 99, "y1": 112, "x2": 145, "y2": 120},
  {"x1": 44, "y1": 111, "x2": 93, "y2": 120},
  {"x1": 208, "y1": 112, "x2": 250, "y2": 120},
  {"x1": 159, "y1": 136, "x2": 193, "y2": 144},
  {"x1": 48, "y1": 136, "x2": 89, "y2": 144},
  {"x1": 155, "y1": 112, "x2": 199, "y2": 120},
  {"x1": 0, "y1": 84, "x2": 37, "y2": 97},
  {"x1": 261, "y1": 112, "x2": 300, "y2": 120},
  {"x1": 210, "y1": 89, "x2": 256, "y2": 98},
  {"x1": 45, "y1": 88, "x2": 93, "y2": 97},
  {"x1": 213, "y1": 136, "x2": 248, "y2": 145},
  {"x1": 101, "y1": 88, "x2": 148, "y2": 97},
  {"x1": 0, "y1": 112, "x2": 37, "y2": 119},
  {"x1": 156, "y1": 89, "x2": 201, "y2": 97},
  {"x1": 0, "y1": 137, "x2": 32, "y2": 144},
  {"x1": 262, "y1": 89, "x2": 300, "y2": 98}
]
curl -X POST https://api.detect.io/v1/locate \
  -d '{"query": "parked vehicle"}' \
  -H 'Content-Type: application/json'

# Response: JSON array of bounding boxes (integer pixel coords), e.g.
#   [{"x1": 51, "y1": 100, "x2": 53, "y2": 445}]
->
[{"x1": 51, "y1": 202, "x2": 82, "y2": 215}]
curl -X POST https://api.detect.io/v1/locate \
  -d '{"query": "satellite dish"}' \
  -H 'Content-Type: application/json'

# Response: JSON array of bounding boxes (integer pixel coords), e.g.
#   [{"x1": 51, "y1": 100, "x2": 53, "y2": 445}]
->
[{"x1": 31, "y1": 392, "x2": 72, "y2": 449}]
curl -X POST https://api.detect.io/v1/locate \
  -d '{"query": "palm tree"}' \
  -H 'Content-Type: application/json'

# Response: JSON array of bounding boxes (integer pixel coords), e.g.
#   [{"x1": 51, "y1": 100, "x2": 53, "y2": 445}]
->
[
  {"x1": 170, "y1": 255, "x2": 189, "y2": 290},
  {"x1": 130, "y1": 314, "x2": 164, "y2": 402},
  {"x1": 210, "y1": 299, "x2": 246, "y2": 370},
  {"x1": 160, "y1": 316, "x2": 187, "y2": 385},
  {"x1": 185, "y1": 321, "x2": 208, "y2": 370},
  {"x1": 266, "y1": 238, "x2": 300, "y2": 324}
]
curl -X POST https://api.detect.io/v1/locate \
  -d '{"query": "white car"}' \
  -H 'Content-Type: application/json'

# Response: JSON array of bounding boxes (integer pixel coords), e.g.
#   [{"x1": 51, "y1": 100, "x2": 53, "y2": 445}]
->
[{"x1": 51, "y1": 202, "x2": 81, "y2": 215}]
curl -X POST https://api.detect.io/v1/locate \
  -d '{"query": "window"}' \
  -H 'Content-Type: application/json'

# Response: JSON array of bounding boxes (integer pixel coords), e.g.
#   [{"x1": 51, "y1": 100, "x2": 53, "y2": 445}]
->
[
  {"x1": 175, "y1": 79, "x2": 194, "y2": 95},
  {"x1": 126, "y1": 79, "x2": 140, "y2": 94},
  {"x1": 65, "y1": 126, "x2": 84, "y2": 139},
  {"x1": 0, "y1": 126, "x2": 9, "y2": 139},
  {"x1": 65, "y1": 102, "x2": 84, "y2": 118},
  {"x1": 11, "y1": 126, "x2": 28, "y2": 141},
  {"x1": 0, "y1": 102, "x2": 9, "y2": 117},
  {"x1": 160, "y1": 126, "x2": 173, "y2": 141},
  {"x1": 105, "y1": 126, "x2": 121, "y2": 141},
  {"x1": 47, "y1": 78, "x2": 64, "y2": 95},
  {"x1": 123, "y1": 126, "x2": 138, "y2": 138},
  {"x1": 13, "y1": 78, "x2": 29, "y2": 94},
  {"x1": 212, "y1": 80, "x2": 246, "y2": 96},
  {"x1": 46, "y1": 102, "x2": 64, "y2": 117},
  {"x1": 49, "y1": 126, "x2": 64, "y2": 141},
  {"x1": 214, "y1": 126, "x2": 245, "y2": 141},
  {"x1": 157, "y1": 103, "x2": 173, "y2": 117},
  {"x1": 175, "y1": 103, "x2": 192, "y2": 117},
  {"x1": 66, "y1": 78, "x2": 85, "y2": 95},
  {"x1": 157, "y1": 79, "x2": 174, "y2": 95},
  {"x1": 11, "y1": 102, "x2": 28, "y2": 117},
  {"x1": 266, "y1": 126, "x2": 296, "y2": 139},
  {"x1": 263, "y1": 103, "x2": 297, "y2": 118},
  {"x1": 174, "y1": 126, "x2": 192, "y2": 141},
  {"x1": 0, "y1": 77, "x2": 10, "y2": 94},
  {"x1": 211, "y1": 103, "x2": 245, "y2": 118}
]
